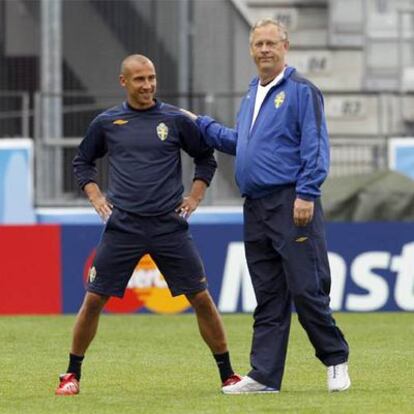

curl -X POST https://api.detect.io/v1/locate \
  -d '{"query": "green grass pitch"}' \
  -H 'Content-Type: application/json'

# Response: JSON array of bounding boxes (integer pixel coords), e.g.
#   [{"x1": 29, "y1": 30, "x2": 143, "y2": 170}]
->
[{"x1": 1, "y1": 313, "x2": 413, "y2": 414}]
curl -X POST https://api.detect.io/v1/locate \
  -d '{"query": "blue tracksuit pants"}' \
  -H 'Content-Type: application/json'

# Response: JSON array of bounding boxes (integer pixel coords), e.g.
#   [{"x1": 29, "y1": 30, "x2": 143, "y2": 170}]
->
[{"x1": 243, "y1": 186, "x2": 349, "y2": 390}]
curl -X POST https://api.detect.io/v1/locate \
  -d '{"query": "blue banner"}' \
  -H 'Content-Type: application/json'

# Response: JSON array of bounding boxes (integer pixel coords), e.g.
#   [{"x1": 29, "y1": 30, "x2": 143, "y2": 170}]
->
[{"x1": 61, "y1": 221, "x2": 414, "y2": 313}]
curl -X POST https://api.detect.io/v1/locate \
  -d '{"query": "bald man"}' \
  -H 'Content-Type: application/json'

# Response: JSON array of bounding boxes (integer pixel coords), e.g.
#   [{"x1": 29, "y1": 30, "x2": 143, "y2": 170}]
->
[{"x1": 55, "y1": 55, "x2": 241, "y2": 396}]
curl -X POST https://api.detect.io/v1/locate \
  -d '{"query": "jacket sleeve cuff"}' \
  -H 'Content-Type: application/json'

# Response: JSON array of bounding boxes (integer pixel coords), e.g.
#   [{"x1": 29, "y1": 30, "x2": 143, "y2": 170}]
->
[
  {"x1": 193, "y1": 177, "x2": 210, "y2": 187},
  {"x1": 80, "y1": 179, "x2": 96, "y2": 191},
  {"x1": 296, "y1": 192, "x2": 318, "y2": 201}
]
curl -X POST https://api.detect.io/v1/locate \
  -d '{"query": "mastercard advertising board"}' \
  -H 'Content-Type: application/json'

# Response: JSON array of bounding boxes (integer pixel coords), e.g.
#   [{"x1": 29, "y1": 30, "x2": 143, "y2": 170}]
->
[
  {"x1": 60, "y1": 222, "x2": 414, "y2": 313},
  {"x1": 60, "y1": 224, "x2": 243, "y2": 314},
  {"x1": 1, "y1": 221, "x2": 413, "y2": 314},
  {"x1": 83, "y1": 251, "x2": 191, "y2": 314}
]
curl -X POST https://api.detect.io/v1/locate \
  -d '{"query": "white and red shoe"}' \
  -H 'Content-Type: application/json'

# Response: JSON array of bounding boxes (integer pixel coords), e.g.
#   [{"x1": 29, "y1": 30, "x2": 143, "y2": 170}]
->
[
  {"x1": 222, "y1": 375, "x2": 279, "y2": 394},
  {"x1": 55, "y1": 373, "x2": 80, "y2": 396},
  {"x1": 221, "y1": 373, "x2": 243, "y2": 389}
]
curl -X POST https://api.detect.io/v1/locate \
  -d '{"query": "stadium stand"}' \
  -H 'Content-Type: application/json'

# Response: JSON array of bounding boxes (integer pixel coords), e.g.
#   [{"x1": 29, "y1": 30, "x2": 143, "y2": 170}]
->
[{"x1": 0, "y1": 0, "x2": 414, "y2": 206}]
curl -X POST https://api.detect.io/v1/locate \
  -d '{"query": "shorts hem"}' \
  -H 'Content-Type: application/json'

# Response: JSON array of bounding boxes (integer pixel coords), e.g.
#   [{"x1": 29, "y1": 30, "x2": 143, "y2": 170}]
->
[
  {"x1": 87, "y1": 286, "x2": 125, "y2": 299},
  {"x1": 170, "y1": 283, "x2": 208, "y2": 297}
]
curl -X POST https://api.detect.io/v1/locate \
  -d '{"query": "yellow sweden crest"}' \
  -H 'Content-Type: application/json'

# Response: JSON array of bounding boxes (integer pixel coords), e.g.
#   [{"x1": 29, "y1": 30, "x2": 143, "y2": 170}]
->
[
  {"x1": 274, "y1": 91, "x2": 285, "y2": 109},
  {"x1": 156, "y1": 122, "x2": 169, "y2": 141},
  {"x1": 88, "y1": 266, "x2": 97, "y2": 283}
]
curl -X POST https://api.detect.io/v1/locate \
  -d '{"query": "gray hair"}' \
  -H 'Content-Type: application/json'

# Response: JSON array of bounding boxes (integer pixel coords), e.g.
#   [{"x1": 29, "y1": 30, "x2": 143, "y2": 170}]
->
[{"x1": 249, "y1": 19, "x2": 289, "y2": 44}]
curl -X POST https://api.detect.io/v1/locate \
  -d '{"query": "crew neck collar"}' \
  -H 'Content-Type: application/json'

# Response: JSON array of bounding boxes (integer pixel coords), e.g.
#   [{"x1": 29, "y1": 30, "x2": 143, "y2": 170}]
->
[{"x1": 124, "y1": 99, "x2": 160, "y2": 112}]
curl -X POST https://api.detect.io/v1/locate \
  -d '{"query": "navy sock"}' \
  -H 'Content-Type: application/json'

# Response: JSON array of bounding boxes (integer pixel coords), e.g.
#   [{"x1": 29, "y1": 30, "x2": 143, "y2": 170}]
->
[
  {"x1": 67, "y1": 353, "x2": 84, "y2": 381},
  {"x1": 213, "y1": 351, "x2": 234, "y2": 382}
]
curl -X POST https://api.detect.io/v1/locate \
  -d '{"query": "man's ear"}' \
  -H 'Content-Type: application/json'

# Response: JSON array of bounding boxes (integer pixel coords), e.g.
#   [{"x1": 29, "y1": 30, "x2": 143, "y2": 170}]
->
[{"x1": 119, "y1": 74, "x2": 126, "y2": 88}]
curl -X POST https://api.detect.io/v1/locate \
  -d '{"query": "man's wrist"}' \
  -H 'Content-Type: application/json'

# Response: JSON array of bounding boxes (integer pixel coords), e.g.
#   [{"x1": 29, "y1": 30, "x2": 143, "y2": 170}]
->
[
  {"x1": 84, "y1": 183, "x2": 102, "y2": 202},
  {"x1": 189, "y1": 194, "x2": 203, "y2": 203},
  {"x1": 296, "y1": 193, "x2": 316, "y2": 201}
]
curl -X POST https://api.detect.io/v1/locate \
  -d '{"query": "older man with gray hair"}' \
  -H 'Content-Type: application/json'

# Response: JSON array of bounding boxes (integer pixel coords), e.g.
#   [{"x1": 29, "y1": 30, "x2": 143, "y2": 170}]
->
[{"x1": 182, "y1": 19, "x2": 351, "y2": 394}]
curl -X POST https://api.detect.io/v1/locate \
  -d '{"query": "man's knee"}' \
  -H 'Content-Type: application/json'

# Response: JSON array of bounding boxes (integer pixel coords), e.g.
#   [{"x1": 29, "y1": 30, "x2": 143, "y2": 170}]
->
[
  {"x1": 82, "y1": 292, "x2": 109, "y2": 315},
  {"x1": 292, "y1": 289, "x2": 330, "y2": 316},
  {"x1": 186, "y1": 289, "x2": 215, "y2": 313},
  {"x1": 291, "y1": 286, "x2": 315, "y2": 309}
]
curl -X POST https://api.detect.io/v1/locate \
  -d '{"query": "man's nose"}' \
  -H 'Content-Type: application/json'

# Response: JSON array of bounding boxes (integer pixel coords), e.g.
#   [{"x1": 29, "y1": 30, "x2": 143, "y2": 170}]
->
[{"x1": 143, "y1": 79, "x2": 152, "y2": 89}]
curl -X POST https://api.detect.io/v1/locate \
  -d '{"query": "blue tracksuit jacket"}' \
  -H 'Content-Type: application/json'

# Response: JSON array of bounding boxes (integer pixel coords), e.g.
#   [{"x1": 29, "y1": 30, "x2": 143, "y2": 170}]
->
[
  {"x1": 73, "y1": 100, "x2": 216, "y2": 215},
  {"x1": 196, "y1": 66, "x2": 329, "y2": 200}
]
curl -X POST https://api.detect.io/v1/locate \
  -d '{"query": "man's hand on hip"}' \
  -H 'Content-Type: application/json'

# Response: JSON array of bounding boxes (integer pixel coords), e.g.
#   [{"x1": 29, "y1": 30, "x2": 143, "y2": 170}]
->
[
  {"x1": 84, "y1": 182, "x2": 113, "y2": 223},
  {"x1": 176, "y1": 195, "x2": 199, "y2": 219},
  {"x1": 176, "y1": 179, "x2": 207, "y2": 220},
  {"x1": 90, "y1": 195, "x2": 113, "y2": 223},
  {"x1": 293, "y1": 198, "x2": 314, "y2": 227}
]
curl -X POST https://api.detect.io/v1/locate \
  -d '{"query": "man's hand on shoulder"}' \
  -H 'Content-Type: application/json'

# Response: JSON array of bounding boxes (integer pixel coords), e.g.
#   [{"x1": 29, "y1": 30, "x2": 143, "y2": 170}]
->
[
  {"x1": 180, "y1": 108, "x2": 198, "y2": 122},
  {"x1": 293, "y1": 197, "x2": 314, "y2": 227}
]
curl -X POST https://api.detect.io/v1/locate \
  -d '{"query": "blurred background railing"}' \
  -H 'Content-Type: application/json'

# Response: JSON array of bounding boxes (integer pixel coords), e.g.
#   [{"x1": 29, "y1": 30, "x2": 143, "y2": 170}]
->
[
  {"x1": 0, "y1": 91, "x2": 30, "y2": 138},
  {"x1": 0, "y1": 90, "x2": 398, "y2": 206},
  {"x1": 1, "y1": 0, "x2": 414, "y2": 207}
]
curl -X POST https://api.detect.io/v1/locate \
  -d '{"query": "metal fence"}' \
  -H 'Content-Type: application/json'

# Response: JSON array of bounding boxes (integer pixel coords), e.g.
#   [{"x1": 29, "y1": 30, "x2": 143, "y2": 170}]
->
[
  {"x1": 329, "y1": 136, "x2": 389, "y2": 177},
  {"x1": 30, "y1": 91, "x2": 243, "y2": 206},
  {"x1": 0, "y1": 90, "x2": 405, "y2": 207},
  {"x1": 26, "y1": 93, "x2": 402, "y2": 206},
  {"x1": 0, "y1": 92, "x2": 31, "y2": 138}
]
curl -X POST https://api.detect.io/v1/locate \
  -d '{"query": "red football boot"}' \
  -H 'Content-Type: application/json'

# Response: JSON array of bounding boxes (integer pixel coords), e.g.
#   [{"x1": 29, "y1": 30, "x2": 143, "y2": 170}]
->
[
  {"x1": 55, "y1": 373, "x2": 80, "y2": 396},
  {"x1": 222, "y1": 373, "x2": 243, "y2": 387}
]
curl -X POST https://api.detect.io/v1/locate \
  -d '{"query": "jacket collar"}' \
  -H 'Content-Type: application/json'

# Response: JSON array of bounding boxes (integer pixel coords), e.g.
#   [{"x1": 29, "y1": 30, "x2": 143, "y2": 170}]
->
[{"x1": 249, "y1": 65, "x2": 296, "y2": 89}]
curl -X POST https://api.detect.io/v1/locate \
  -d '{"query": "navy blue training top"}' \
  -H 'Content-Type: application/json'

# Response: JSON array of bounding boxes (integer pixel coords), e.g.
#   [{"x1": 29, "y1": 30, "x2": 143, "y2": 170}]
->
[{"x1": 73, "y1": 100, "x2": 217, "y2": 216}]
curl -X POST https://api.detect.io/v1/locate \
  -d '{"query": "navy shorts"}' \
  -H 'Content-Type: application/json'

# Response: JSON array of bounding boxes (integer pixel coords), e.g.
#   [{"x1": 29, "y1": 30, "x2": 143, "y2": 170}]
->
[{"x1": 87, "y1": 207, "x2": 207, "y2": 298}]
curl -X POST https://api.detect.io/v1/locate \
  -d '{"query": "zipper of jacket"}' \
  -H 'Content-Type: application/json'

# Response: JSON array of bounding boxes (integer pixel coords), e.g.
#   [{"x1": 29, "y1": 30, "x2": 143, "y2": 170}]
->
[
  {"x1": 243, "y1": 78, "x2": 286, "y2": 193},
  {"x1": 237, "y1": 86, "x2": 256, "y2": 195},
  {"x1": 247, "y1": 74, "x2": 287, "y2": 142}
]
